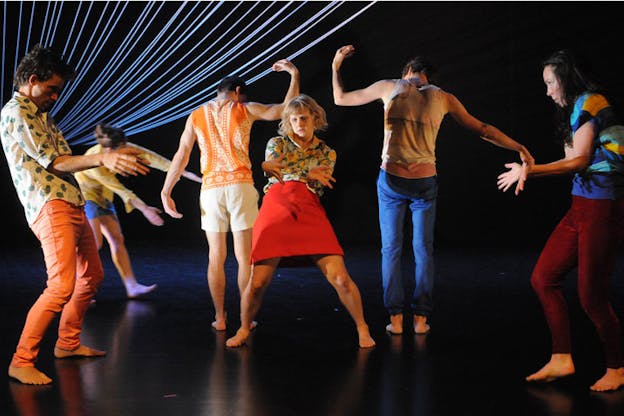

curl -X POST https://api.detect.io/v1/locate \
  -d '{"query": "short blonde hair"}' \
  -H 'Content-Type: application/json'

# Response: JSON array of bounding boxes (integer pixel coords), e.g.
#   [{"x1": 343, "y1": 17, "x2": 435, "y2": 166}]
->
[{"x1": 278, "y1": 94, "x2": 328, "y2": 137}]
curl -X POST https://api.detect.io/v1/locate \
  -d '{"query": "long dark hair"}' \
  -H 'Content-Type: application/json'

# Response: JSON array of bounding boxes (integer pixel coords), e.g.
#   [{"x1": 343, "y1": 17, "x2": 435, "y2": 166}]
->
[{"x1": 542, "y1": 49, "x2": 598, "y2": 145}]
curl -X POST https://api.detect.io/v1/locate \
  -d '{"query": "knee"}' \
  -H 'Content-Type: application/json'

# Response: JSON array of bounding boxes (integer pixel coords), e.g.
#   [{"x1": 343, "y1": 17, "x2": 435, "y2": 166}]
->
[
  {"x1": 381, "y1": 244, "x2": 402, "y2": 258},
  {"x1": 247, "y1": 276, "x2": 270, "y2": 295},
  {"x1": 530, "y1": 270, "x2": 548, "y2": 295},
  {"x1": 578, "y1": 288, "x2": 607, "y2": 317},
  {"x1": 107, "y1": 233, "x2": 125, "y2": 250},
  {"x1": 329, "y1": 272, "x2": 353, "y2": 292}
]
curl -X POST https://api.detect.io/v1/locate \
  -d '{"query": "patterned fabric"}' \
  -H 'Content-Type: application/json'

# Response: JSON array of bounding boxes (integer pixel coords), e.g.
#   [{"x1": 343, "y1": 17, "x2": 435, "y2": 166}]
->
[
  {"x1": 0, "y1": 92, "x2": 84, "y2": 225},
  {"x1": 190, "y1": 100, "x2": 254, "y2": 189},
  {"x1": 263, "y1": 135, "x2": 336, "y2": 196},
  {"x1": 570, "y1": 93, "x2": 624, "y2": 199},
  {"x1": 75, "y1": 142, "x2": 171, "y2": 213}
]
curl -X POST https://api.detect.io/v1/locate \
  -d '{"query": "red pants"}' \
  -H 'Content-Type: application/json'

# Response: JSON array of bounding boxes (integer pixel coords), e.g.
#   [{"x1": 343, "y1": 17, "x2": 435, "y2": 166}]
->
[
  {"x1": 531, "y1": 196, "x2": 624, "y2": 368},
  {"x1": 11, "y1": 200, "x2": 104, "y2": 367}
]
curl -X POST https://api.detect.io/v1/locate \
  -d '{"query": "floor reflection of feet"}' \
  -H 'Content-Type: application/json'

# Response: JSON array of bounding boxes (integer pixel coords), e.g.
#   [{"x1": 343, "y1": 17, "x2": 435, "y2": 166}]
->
[
  {"x1": 125, "y1": 300, "x2": 156, "y2": 319},
  {"x1": 9, "y1": 380, "x2": 52, "y2": 414},
  {"x1": 526, "y1": 384, "x2": 573, "y2": 416},
  {"x1": 592, "y1": 386, "x2": 624, "y2": 415}
]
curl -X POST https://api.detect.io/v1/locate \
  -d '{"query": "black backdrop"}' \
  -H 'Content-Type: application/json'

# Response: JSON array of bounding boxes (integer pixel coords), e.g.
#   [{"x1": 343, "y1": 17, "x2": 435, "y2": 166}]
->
[{"x1": 1, "y1": 1, "x2": 623, "y2": 251}]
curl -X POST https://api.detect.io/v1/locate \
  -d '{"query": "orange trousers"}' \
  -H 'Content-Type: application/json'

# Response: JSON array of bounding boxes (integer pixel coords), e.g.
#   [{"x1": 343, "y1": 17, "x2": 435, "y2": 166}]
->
[{"x1": 11, "y1": 200, "x2": 104, "y2": 367}]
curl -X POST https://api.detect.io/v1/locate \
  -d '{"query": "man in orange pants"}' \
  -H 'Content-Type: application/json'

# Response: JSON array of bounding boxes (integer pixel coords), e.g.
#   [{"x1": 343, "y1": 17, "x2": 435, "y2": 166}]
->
[{"x1": 1, "y1": 45, "x2": 149, "y2": 385}]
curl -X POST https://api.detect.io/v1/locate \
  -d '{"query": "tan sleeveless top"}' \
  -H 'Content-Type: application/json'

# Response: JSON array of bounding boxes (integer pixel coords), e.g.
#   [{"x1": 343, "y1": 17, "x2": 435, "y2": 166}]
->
[{"x1": 382, "y1": 80, "x2": 447, "y2": 178}]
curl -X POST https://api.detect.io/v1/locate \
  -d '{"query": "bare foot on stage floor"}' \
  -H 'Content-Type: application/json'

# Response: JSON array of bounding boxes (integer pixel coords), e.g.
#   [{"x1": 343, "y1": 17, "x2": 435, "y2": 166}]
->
[
  {"x1": 226, "y1": 328, "x2": 250, "y2": 348},
  {"x1": 526, "y1": 354, "x2": 575, "y2": 382},
  {"x1": 414, "y1": 315, "x2": 430, "y2": 334},
  {"x1": 211, "y1": 313, "x2": 227, "y2": 331},
  {"x1": 8, "y1": 365, "x2": 52, "y2": 385},
  {"x1": 590, "y1": 368, "x2": 624, "y2": 392},
  {"x1": 385, "y1": 314, "x2": 403, "y2": 335},
  {"x1": 54, "y1": 345, "x2": 107, "y2": 359},
  {"x1": 126, "y1": 283, "x2": 158, "y2": 299},
  {"x1": 358, "y1": 325, "x2": 376, "y2": 348}
]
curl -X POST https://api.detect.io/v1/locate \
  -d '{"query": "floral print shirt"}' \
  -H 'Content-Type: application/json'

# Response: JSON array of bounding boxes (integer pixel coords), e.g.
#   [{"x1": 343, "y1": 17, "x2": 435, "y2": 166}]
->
[
  {"x1": 0, "y1": 92, "x2": 84, "y2": 225},
  {"x1": 263, "y1": 135, "x2": 336, "y2": 196}
]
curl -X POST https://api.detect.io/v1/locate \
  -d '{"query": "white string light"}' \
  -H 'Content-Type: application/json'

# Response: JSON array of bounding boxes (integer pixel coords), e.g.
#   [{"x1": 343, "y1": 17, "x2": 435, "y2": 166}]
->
[{"x1": 1, "y1": 1, "x2": 377, "y2": 144}]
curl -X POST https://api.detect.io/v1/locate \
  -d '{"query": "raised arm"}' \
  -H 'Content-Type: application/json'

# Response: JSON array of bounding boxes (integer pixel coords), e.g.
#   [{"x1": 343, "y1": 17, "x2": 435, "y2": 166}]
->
[
  {"x1": 160, "y1": 116, "x2": 198, "y2": 218},
  {"x1": 246, "y1": 59, "x2": 300, "y2": 122},
  {"x1": 332, "y1": 44, "x2": 394, "y2": 106}
]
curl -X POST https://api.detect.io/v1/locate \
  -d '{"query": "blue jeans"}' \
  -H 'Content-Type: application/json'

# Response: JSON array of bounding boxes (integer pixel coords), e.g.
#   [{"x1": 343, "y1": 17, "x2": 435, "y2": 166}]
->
[{"x1": 377, "y1": 170, "x2": 437, "y2": 316}]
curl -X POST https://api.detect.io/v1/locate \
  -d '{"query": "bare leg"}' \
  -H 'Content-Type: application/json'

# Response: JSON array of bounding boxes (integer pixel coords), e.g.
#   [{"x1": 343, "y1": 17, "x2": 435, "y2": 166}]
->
[
  {"x1": 98, "y1": 216, "x2": 157, "y2": 298},
  {"x1": 315, "y1": 255, "x2": 375, "y2": 348},
  {"x1": 206, "y1": 232, "x2": 228, "y2": 330},
  {"x1": 226, "y1": 259, "x2": 279, "y2": 348},
  {"x1": 232, "y1": 229, "x2": 256, "y2": 330},
  {"x1": 526, "y1": 353, "x2": 575, "y2": 382},
  {"x1": 414, "y1": 315, "x2": 430, "y2": 334},
  {"x1": 591, "y1": 367, "x2": 624, "y2": 392}
]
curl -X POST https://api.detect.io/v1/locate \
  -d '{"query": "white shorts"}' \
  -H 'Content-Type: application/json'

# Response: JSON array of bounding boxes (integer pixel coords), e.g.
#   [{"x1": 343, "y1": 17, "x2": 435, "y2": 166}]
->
[{"x1": 200, "y1": 183, "x2": 259, "y2": 232}]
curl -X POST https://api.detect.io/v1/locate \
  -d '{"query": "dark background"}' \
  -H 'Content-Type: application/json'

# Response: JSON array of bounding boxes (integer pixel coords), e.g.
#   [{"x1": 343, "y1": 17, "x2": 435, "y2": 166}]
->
[{"x1": 1, "y1": 1, "x2": 623, "y2": 251}]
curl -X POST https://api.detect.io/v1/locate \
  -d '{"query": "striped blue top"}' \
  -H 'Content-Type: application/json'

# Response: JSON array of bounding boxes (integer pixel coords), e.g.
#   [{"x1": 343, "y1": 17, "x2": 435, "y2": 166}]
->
[{"x1": 571, "y1": 93, "x2": 624, "y2": 199}]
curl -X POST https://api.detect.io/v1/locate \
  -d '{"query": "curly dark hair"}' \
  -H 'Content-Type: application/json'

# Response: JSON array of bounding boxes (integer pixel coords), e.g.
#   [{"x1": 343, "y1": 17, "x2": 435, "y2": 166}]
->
[{"x1": 13, "y1": 44, "x2": 76, "y2": 89}]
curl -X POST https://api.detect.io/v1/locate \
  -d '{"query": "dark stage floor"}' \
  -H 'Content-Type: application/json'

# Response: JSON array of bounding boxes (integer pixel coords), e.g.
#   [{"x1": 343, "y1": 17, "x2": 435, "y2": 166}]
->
[{"x1": 1, "y1": 242, "x2": 624, "y2": 416}]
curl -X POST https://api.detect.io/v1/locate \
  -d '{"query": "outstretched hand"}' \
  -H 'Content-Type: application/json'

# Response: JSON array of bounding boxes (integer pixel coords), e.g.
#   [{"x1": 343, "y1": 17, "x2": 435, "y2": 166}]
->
[
  {"x1": 497, "y1": 162, "x2": 523, "y2": 193},
  {"x1": 142, "y1": 205, "x2": 164, "y2": 226},
  {"x1": 161, "y1": 193, "x2": 183, "y2": 219},
  {"x1": 308, "y1": 165, "x2": 336, "y2": 189},
  {"x1": 102, "y1": 147, "x2": 150, "y2": 177},
  {"x1": 332, "y1": 45, "x2": 355, "y2": 70}
]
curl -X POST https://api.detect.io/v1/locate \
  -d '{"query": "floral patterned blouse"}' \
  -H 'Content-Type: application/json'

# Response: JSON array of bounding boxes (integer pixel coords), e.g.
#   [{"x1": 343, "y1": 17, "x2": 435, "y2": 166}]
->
[{"x1": 263, "y1": 135, "x2": 336, "y2": 196}]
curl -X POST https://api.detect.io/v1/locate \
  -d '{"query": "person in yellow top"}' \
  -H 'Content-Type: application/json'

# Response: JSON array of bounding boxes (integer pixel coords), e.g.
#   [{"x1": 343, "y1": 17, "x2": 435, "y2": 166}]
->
[{"x1": 75, "y1": 124, "x2": 202, "y2": 298}]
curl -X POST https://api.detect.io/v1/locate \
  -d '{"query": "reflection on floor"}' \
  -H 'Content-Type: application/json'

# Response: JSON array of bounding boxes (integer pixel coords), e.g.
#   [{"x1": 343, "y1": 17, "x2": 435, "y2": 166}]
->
[{"x1": 1, "y1": 243, "x2": 624, "y2": 415}]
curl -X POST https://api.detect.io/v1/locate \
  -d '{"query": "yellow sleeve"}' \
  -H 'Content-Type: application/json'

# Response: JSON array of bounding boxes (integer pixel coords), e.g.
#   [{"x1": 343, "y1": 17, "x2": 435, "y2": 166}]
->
[{"x1": 128, "y1": 143, "x2": 171, "y2": 172}]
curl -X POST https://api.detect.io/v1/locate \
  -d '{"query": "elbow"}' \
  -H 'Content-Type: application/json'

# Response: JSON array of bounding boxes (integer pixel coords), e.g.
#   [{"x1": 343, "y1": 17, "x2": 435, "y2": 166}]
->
[{"x1": 575, "y1": 157, "x2": 591, "y2": 172}]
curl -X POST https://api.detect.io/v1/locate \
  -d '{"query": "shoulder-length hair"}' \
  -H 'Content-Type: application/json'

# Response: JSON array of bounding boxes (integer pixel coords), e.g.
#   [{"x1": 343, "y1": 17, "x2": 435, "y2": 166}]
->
[{"x1": 278, "y1": 94, "x2": 328, "y2": 137}]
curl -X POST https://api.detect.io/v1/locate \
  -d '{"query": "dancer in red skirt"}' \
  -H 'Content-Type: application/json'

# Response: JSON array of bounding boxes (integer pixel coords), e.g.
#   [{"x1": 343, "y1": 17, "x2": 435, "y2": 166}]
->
[{"x1": 226, "y1": 95, "x2": 375, "y2": 348}]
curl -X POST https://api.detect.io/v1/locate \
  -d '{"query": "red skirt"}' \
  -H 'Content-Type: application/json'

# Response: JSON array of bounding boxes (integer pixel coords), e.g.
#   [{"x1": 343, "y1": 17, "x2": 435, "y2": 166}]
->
[{"x1": 251, "y1": 181, "x2": 344, "y2": 265}]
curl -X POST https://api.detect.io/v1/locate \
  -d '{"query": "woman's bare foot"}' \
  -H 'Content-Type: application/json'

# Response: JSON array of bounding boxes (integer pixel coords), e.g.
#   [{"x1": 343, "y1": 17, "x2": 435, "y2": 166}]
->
[
  {"x1": 126, "y1": 283, "x2": 158, "y2": 299},
  {"x1": 357, "y1": 324, "x2": 376, "y2": 348},
  {"x1": 385, "y1": 314, "x2": 403, "y2": 335},
  {"x1": 414, "y1": 315, "x2": 430, "y2": 334},
  {"x1": 8, "y1": 365, "x2": 52, "y2": 385},
  {"x1": 590, "y1": 367, "x2": 624, "y2": 392},
  {"x1": 526, "y1": 354, "x2": 575, "y2": 382},
  {"x1": 226, "y1": 328, "x2": 250, "y2": 348},
  {"x1": 54, "y1": 345, "x2": 107, "y2": 359}
]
